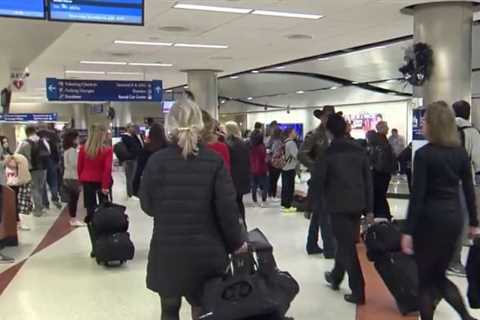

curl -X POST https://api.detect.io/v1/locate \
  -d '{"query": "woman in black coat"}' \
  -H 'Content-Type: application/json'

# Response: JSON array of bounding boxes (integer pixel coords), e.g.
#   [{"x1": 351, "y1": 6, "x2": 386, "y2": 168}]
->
[
  {"x1": 140, "y1": 98, "x2": 247, "y2": 320},
  {"x1": 402, "y1": 101, "x2": 480, "y2": 320},
  {"x1": 132, "y1": 123, "x2": 167, "y2": 196},
  {"x1": 225, "y1": 121, "x2": 251, "y2": 226}
]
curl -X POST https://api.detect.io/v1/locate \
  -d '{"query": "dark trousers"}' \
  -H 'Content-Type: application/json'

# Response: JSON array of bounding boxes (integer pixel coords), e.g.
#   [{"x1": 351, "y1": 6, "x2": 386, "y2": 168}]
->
[
  {"x1": 268, "y1": 166, "x2": 282, "y2": 198},
  {"x1": 281, "y1": 170, "x2": 296, "y2": 208},
  {"x1": 236, "y1": 193, "x2": 246, "y2": 226},
  {"x1": 124, "y1": 160, "x2": 136, "y2": 197},
  {"x1": 330, "y1": 213, "x2": 365, "y2": 298},
  {"x1": 373, "y1": 171, "x2": 392, "y2": 220},
  {"x1": 64, "y1": 179, "x2": 80, "y2": 218},
  {"x1": 252, "y1": 175, "x2": 268, "y2": 203},
  {"x1": 307, "y1": 207, "x2": 337, "y2": 257},
  {"x1": 43, "y1": 159, "x2": 60, "y2": 206},
  {"x1": 159, "y1": 295, "x2": 201, "y2": 320}
]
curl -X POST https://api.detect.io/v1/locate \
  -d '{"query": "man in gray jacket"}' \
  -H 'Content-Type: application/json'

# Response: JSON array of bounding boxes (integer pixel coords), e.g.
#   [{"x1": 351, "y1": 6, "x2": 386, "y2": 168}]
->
[{"x1": 299, "y1": 105, "x2": 336, "y2": 257}]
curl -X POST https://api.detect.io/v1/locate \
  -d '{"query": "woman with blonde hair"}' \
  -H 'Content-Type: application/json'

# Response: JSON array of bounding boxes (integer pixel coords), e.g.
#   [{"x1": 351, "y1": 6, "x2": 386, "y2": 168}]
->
[
  {"x1": 225, "y1": 121, "x2": 251, "y2": 225},
  {"x1": 77, "y1": 124, "x2": 113, "y2": 257},
  {"x1": 140, "y1": 98, "x2": 246, "y2": 320},
  {"x1": 402, "y1": 101, "x2": 480, "y2": 320}
]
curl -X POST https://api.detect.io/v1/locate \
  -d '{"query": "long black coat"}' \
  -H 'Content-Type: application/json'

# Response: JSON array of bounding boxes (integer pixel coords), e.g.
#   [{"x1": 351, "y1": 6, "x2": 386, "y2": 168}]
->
[
  {"x1": 226, "y1": 136, "x2": 251, "y2": 195},
  {"x1": 139, "y1": 145, "x2": 245, "y2": 297}
]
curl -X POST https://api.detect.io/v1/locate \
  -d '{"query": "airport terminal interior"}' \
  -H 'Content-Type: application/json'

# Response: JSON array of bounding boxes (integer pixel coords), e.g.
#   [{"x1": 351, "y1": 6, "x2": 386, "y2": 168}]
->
[{"x1": 2, "y1": 1, "x2": 480, "y2": 320}]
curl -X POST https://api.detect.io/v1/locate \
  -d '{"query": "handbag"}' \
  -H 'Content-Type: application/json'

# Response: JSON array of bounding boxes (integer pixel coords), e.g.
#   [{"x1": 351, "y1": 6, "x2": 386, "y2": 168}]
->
[{"x1": 200, "y1": 253, "x2": 279, "y2": 320}]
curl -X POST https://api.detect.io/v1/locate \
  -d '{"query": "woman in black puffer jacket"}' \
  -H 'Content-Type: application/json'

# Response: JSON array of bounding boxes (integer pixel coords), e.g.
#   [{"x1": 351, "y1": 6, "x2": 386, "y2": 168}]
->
[{"x1": 140, "y1": 98, "x2": 247, "y2": 320}]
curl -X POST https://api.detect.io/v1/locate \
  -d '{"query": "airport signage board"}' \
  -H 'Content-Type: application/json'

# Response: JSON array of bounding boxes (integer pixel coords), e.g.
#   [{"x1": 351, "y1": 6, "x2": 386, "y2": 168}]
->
[
  {"x1": 0, "y1": 113, "x2": 58, "y2": 122},
  {"x1": 46, "y1": 78, "x2": 163, "y2": 102},
  {"x1": 0, "y1": 0, "x2": 45, "y2": 19},
  {"x1": 48, "y1": 0, "x2": 144, "y2": 25}
]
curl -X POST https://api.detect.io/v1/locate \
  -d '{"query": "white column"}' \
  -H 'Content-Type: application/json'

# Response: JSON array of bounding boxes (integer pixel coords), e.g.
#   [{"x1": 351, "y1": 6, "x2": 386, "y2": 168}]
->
[{"x1": 185, "y1": 70, "x2": 220, "y2": 119}]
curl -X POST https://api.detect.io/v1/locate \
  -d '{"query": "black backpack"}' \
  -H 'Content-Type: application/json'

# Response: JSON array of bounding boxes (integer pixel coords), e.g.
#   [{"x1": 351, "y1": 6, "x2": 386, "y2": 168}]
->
[
  {"x1": 27, "y1": 140, "x2": 50, "y2": 170},
  {"x1": 113, "y1": 141, "x2": 134, "y2": 162},
  {"x1": 372, "y1": 143, "x2": 396, "y2": 174}
]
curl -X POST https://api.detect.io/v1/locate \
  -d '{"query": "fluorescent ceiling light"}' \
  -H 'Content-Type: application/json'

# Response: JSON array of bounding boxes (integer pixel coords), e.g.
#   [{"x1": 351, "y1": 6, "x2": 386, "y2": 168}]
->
[
  {"x1": 318, "y1": 57, "x2": 330, "y2": 61},
  {"x1": 230, "y1": 76, "x2": 240, "y2": 79},
  {"x1": 352, "y1": 81, "x2": 360, "y2": 85},
  {"x1": 252, "y1": 10, "x2": 323, "y2": 20},
  {"x1": 296, "y1": 90, "x2": 305, "y2": 94},
  {"x1": 275, "y1": 66, "x2": 286, "y2": 70},
  {"x1": 128, "y1": 62, "x2": 173, "y2": 67},
  {"x1": 251, "y1": 70, "x2": 260, "y2": 74},
  {"x1": 174, "y1": 3, "x2": 252, "y2": 14},
  {"x1": 108, "y1": 72, "x2": 143, "y2": 75},
  {"x1": 184, "y1": 85, "x2": 189, "y2": 89},
  {"x1": 165, "y1": 90, "x2": 173, "y2": 93},
  {"x1": 174, "y1": 43, "x2": 228, "y2": 49},
  {"x1": 247, "y1": 97, "x2": 253, "y2": 100},
  {"x1": 17, "y1": 96, "x2": 45, "y2": 100},
  {"x1": 81, "y1": 60, "x2": 127, "y2": 65},
  {"x1": 385, "y1": 79, "x2": 397, "y2": 83},
  {"x1": 66, "y1": 70, "x2": 105, "y2": 75},
  {"x1": 114, "y1": 40, "x2": 173, "y2": 46},
  {"x1": 330, "y1": 86, "x2": 339, "y2": 90}
]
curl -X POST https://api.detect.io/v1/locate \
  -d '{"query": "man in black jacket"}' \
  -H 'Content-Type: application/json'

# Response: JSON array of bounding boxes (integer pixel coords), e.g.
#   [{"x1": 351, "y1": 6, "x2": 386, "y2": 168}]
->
[
  {"x1": 121, "y1": 123, "x2": 144, "y2": 198},
  {"x1": 314, "y1": 114, "x2": 373, "y2": 305}
]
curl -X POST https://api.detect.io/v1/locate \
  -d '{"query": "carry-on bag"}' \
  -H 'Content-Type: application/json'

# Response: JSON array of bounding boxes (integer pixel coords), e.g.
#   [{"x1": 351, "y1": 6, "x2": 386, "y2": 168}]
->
[
  {"x1": 374, "y1": 252, "x2": 419, "y2": 315},
  {"x1": 467, "y1": 238, "x2": 480, "y2": 309},
  {"x1": 92, "y1": 202, "x2": 129, "y2": 236},
  {"x1": 364, "y1": 222, "x2": 402, "y2": 261},
  {"x1": 95, "y1": 232, "x2": 135, "y2": 266}
]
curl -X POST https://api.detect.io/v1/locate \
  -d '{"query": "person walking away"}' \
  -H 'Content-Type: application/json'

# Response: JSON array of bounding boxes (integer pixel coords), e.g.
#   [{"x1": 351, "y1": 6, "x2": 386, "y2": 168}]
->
[
  {"x1": 62, "y1": 129, "x2": 85, "y2": 227},
  {"x1": 132, "y1": 123, "x2": 168, "y2": 197},
  {"x1": 121, "y1": 123, "x2": 144, "y2": 198},
  {"x1": 78, "y1": 124, "x2": 113, "y2": 257},
  {"x1": 250, "y1": 131, "x2": 269, "y2": 208},
  {"x1": 299, "y1": 105, "x2": 336, "y2": 257},
  {"x1": 5, "y1": 154, "x2": 33, "y2": 231},
  {"x1": 225, "y1": 121, "x2": 251, "y2": 225},
  {"x1": 38, "y1": 127, "x2": 62, "y2": 210},
  {"x1": 401, "y1": 101, "x2": 480, "y2": 320},
  {"x1": 16, "y1": 126, "x2": 48, "y2": 217},
  {"x1": 139, "y1": 98, "x2": 247, "y2": 320},
  {"x1": 398, "y1": 143, "x2": 413, "y2": 192},
  {"x1": 318, "y1": 114, "x2": 372, "y2": 305},
  {"x1": 267, "y1": 128, "x2": 283, "y2": 200},
  {"x1": 388, "y1": 128, "x2": 406, "y2": 174},
  {"x1": 201, "y1": 111, "x2": 231, "y2": 172},
  {"x1": 449, "y1": 100, "x2": 480, "y2": 276},
  {"x1": 281, "y1": 128, "x2": 299, "y2": 213},
  {"x1": 370, "y1": 121, "x2": 395, "y2": 220}
]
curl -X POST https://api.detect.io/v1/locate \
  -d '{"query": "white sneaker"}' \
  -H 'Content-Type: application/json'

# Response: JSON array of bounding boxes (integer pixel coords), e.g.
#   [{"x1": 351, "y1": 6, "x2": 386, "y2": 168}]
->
[
  {"x1": 70, "y1": 220, "x2": 86, "y2": 228},
  {"x1": 18, "y1": 223, "x2": 31, "y2": 231}
]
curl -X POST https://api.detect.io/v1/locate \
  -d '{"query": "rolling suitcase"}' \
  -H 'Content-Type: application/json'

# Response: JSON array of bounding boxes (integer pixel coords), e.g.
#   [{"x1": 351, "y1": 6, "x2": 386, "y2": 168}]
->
[
  {"x1": 95, "y1": 232, "x2": 135, "y2": 266},
  {"x1": 363, "y1": 222, "x2": 402, "y2": 261},
  {"x1": 374, "y1": 252, "x2": 419, "y2": 315},
  {"x1": 92, "y1": 202, "x2": 129, "y2": 236}
]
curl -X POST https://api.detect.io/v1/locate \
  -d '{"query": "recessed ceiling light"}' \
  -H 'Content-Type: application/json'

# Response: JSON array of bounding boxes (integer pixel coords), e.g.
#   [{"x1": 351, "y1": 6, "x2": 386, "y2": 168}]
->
[
  {"x1": 247, "y1": 97, "x2": 253, "y2": 100},
  {"x1": 114, "y1": 40, "x2": 173, "y2": 46},
  {"x1": 184, "y1": 85, "x2": 189, "y2": 89},
  {"x1": 108, "y1": 72, "x2": 143, "y2": 75},
  {"x1": 230, "y1": 76, "x2": 240, "y2": 79},
  {"x1": 174, "y1": 43, "x2": 228, "y2": 49},
  {"x1": 252, "y1": 10, "x2": 323, "y2": 20},
  {"x1": 66, "y1": 70, "x2": 106, "y2": 75},
  {"x1": 220, "y1": 100, "x2": 227, "y2": 104},
  {"x1": 128, "y1": 62, "x2": 173, "y2": 67},
  {"x1": 251, "y1": 70, "x2": 260, "y2": 74},
  {"x1": 81, "y1": 60, "x2": 127, "y2": 65},
  {"x1": 296, "y1": 90, "x2": 305, "y2": 94},
  {"x1": 173, "y1": 3, "x2": 252, "y2": 14}
]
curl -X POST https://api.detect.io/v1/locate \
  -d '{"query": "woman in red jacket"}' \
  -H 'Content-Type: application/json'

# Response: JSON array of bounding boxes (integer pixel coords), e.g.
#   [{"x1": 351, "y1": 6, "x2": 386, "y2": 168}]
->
[
  {"x1": 201, "y1": 110, "x2": 231, "y2": 172},
  {"x1": 250, "y1": 131, "x2": 269, "y2": 207},
  {"x1": 78, "y1": 124, "x2": 112, "y2": 256}
]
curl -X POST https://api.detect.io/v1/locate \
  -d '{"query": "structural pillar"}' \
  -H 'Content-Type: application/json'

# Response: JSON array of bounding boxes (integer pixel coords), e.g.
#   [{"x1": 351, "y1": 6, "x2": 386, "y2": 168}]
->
[
  {"x1": 111, "y1": 102, "x2": 133, "y2": 128},
  {"x1": 185, "y1": 70, "x2": 220, "y2": 119},
  {"x1": 403, "y1": 2, "x2": 475, "y2": 107},
  {"x1": 72, "y1": 104, "x2": 88, "y2": 130}
]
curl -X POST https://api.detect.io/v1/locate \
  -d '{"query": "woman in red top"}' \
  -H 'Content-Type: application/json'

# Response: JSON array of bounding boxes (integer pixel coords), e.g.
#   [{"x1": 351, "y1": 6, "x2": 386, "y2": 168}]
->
[
  {"x1": 201, "y1": 110, "x2": 231, "y2": 172},
  {"x1": 250, "y1": 131, "x2": 269, "y2": 206},
  {"x1": 78, "y1": 124, "x2": 112, "y2": 256}
]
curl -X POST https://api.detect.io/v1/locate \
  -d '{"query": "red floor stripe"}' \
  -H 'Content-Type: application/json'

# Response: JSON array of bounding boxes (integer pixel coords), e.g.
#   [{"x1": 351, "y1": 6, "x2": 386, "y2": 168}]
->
[
  {"x1": 0, "y1": 260, "x2": 27, "y2": 295},
  {"x1": 356, "y1": 245, "x2": 418, "y2": 320}
]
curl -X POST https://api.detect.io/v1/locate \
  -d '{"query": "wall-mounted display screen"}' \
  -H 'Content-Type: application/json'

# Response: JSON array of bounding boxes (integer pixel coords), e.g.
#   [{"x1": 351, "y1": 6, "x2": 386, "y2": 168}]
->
[
  {"x1": 0, "y1": 0, "x2": 45, "y2": 19},
  {"x1": 48, "y1": 0, "x2": 144, "y2": 25}
]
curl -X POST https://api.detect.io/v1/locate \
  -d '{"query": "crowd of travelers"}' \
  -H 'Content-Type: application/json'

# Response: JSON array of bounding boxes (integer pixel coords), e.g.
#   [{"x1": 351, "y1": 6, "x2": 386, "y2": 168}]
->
[{"x1": 1, "y1": 95, "x2": 480, "y2": 320}]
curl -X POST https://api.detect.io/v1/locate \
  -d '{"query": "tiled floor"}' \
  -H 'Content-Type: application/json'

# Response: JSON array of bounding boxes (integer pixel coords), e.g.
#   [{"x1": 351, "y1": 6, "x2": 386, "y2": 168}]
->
[{"x1": 0, "y1": 172, "x2": 478, "y2": 320}]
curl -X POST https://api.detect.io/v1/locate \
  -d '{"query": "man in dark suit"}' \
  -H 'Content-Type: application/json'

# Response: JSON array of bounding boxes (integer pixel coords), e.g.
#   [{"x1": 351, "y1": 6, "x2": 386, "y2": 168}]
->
[{"x1": 121, "y1": 123, "x2": 144, "y2": 198}]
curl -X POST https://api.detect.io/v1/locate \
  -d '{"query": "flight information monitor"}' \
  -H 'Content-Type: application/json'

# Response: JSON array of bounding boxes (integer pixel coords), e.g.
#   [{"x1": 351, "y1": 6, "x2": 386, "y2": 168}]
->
[
  {"x1": 48, "y1": 0, "x2": 144, "y2": 25},
  {"x1": 0, "y1": 0, "x2": 46, "y2": 19}
]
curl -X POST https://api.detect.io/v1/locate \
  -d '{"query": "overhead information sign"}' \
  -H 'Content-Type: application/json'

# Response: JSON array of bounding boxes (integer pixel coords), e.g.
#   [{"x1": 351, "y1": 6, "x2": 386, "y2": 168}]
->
[
  {"x1": 0, "y1": 113, "x2": 58, "y2": 122},
  {"x1": 46, "y1": 78, "x2": 163, "y2": 102},
  {"x1": 0, "y1": 0, "x2": 45, "y2": 19},
  {"x1": 48, "y1": 0, "x2": 144, "y2": 25}
]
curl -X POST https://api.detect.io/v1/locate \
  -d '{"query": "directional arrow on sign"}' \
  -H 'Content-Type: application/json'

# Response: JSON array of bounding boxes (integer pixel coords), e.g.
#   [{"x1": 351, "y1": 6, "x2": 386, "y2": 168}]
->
[
  {"x1": 155, "y1": 86, "x2": 161, "y2": 95},
  {"x1": 48, "y1": 84, "x2": 57, "y2": 92}
]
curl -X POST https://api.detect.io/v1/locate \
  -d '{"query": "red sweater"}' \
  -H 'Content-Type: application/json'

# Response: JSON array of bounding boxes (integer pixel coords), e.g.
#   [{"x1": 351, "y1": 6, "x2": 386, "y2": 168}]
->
[
  {"x1": 77, "y1": 145, "x2": 113, "y2": 189},
  {"x1": 250, "y1": 144, "x2": 268, "y2": 176},
  {"x1": 207, "y1": 142, "x2": 231, "y2": 173}
]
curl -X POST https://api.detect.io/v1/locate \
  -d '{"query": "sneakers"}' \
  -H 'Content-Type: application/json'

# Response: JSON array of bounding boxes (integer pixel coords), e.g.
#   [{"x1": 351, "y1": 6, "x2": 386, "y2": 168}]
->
[
  {"x1": 282, "y1": 207, "x2": 297, "y2": 214},
  {"x1": 448, "y1": 264, "x2": 467, "y2": 277},
  {"x1": 70, "y1": 219, "x2": 86, "y2": 228}
]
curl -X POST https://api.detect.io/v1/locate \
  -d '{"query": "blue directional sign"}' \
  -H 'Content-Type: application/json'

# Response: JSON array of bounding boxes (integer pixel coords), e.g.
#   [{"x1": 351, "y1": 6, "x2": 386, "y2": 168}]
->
[
  {"x1": 0, "y1": 113, "x2": 58, "y2": 122},
  {"x1": 48, "y1": 0, "x2": 144, "y2": 25},
  {"x1": 0, "y1": 0, "x2": 45, "y2": 19},
  {"x1": 46, "y1": 78, "x2": 163, "y2": 102}
]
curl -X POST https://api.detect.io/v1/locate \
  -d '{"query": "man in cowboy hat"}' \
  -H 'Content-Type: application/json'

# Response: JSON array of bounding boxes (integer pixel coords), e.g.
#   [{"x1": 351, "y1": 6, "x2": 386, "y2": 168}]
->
[{"x1": 299, "y1": 105, "x2": 336, "y2": 257}]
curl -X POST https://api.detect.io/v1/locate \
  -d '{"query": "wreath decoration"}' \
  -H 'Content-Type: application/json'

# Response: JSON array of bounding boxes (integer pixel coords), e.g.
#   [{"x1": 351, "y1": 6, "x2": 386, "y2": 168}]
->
[{"x1": 399, "y1": 42, "x2": 434, "y2": 87}]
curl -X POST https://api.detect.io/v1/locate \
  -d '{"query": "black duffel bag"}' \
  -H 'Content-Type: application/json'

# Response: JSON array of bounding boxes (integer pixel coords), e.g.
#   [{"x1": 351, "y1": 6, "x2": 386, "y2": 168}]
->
[
  {"x1": 92, "y1": 202, "x2": 129, "y2": 236},
  {"x1": 95, "y1": 232, "x2": 135, "y2": 266},
  {"x1": 200, "y1": 253, "x2": 279, "y2": 320},
  {"x1": 364, "y1": 221, "x2": 402, "y2": 261}
]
